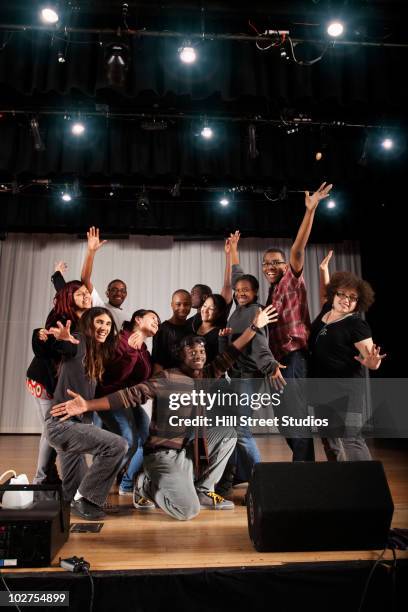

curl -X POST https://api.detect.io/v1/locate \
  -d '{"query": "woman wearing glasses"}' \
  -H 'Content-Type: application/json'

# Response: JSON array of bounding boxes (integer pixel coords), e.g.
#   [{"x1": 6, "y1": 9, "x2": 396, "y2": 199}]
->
[{"x1": 309, "y1": 251, "x2": 386, "y2": 461}]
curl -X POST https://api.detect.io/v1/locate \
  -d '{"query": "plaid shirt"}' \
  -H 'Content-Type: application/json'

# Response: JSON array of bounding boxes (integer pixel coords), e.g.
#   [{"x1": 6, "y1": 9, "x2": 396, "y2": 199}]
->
[{"x1": 266, "y1": 266, "x2": 310, "y2": 361}]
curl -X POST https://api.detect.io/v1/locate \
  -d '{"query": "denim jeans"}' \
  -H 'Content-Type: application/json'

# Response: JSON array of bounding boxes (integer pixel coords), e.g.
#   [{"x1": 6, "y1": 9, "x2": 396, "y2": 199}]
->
[
  {"x1": 32, "y1": 397, "x2": 59, "y2": 484},
  {"x1": 101, "y1": 406, "x2": 151, "y2": 491},
  {"x1": 276, "y1": 350, "x2": 315, "y2": 462}
]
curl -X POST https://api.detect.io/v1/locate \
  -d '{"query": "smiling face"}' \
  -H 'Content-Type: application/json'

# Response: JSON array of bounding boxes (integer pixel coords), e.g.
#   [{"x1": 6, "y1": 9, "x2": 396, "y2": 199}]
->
[
  {"x1": 106, "y1": 281, "x2": 127, "y2": 308},
  {"x1": 262, "y1": 251, "x2": 287, "y2": 285},
  {"x1": 333, "y1": 286, "x2": 359, "y2": 315},
  {"x1": 235, "y1": 279, "x2": 257, "y2": 306},
  {"x1": 93, "y1": 313, "x2": 112, "y2": 343},
  {"x1": 182, "y1": 342, "x2": 207, "y2": 371},
  {"x1": 135, "y1": 311, "x2": 159, "y2": 337},
  {"x1": 73, "y1": 285, "x2": 92, "y2": 311},
  {"x1": 201, "y1": 297, "x2": 218, "y2": 324},
  {"x1": 171, "y1": 291, "x2": 192, "y2": 322}
]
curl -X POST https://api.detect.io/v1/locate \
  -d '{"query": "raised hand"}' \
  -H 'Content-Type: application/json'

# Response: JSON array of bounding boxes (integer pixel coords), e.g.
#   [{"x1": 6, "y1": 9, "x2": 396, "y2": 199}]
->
[
  {"x1": 87, "y1": 226, "x2": 107, "y2": 252},
  {"x1": 253, "y1": 305, "x2": 278, "y2": 329},
  {"x1": 54, "y1": 261, "x2": 68, "y2": 274},
  {"x1": 219, "y1": 327, "x2": 233, "y2": 337},
  {"x1": 224, "y1": 238, "x2": 231, "y2": 254},
  {"x1": 50, "y1": 389, "x2": 88, "y2": 421},
  {"x1": 47, "y1": 320, "x2": 80, "y2": 344},
  {"x1": 305, "y1": 182, "x2": 333, "y2": 212},
  {"x1": 320, "y1": 250, "x2": 334, "y2": 272},
  {"x1": 355, "y1": 344, "x2": 386, "y2": 370},
  {"x1": 128, "y1": 330, "x2": 144, "y2": 350},
  {"x1": 229, "y1": 230, "x2": 241, "y2": 250}
]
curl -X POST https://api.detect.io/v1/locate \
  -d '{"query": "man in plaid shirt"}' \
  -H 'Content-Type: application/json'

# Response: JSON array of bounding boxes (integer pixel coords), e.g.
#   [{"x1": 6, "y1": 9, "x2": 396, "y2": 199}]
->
[{"x1": 230, "y1": 182, "x2": 332, "y2": 461}]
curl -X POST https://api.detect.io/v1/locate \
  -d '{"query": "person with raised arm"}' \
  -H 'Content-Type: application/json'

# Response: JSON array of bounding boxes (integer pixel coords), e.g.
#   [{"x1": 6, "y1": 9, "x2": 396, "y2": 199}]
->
[
  {"x1": 229, "y1": 182, "x2": 333, "y2": 461},
  {"x1": 309, "y1": 251, "x2": 386, "y2": 461},
  {"x1": 50, "y1": 306, "x2": 276, "y2": 521},
  {"x1": 81, "y1": 226, "x2": 130, "y2": 330}
]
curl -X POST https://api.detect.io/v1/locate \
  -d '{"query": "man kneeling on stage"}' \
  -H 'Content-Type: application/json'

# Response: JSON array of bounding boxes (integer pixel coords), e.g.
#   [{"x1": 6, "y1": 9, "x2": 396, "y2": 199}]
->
[{"x1": 51, "y1": 305, "x2": 276, "y2": 521}]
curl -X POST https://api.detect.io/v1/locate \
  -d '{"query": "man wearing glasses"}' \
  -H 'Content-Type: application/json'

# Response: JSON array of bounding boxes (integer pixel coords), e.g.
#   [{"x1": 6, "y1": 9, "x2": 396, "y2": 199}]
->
[{"x1": 229, "y1": 182, "x2": 332, "y2": 461}]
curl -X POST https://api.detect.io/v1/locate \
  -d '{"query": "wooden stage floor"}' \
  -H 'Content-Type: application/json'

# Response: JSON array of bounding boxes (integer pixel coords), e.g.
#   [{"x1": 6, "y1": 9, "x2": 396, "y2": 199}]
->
[{"x1": 1, "y1": 435, "x2": 408, "y2": 572}]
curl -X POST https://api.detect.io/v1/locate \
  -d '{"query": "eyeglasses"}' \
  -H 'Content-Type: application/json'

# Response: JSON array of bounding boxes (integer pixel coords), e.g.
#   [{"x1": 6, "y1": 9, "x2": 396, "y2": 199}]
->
[
  {"x1": 336, "y1": 291, "x2": 359, "y2": 303},
  {"x1": 262, "y1": 260, "x2": 286, "y2": 267}
]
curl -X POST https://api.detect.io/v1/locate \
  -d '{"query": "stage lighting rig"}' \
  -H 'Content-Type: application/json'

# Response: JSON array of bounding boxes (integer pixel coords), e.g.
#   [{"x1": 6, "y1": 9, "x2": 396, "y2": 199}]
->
[
  {"x1": 105, "y1": 42, "x2": 130, "y2": 87},
  {"x1": 179, "y1": 42, "x2": 197, "y2": 64},
  {"x1": 40, "y1": 4, "x2": 60, "y2": 24},
  {"x1": 327, "y1": 21, "x2": 344, "y2": 38},
  {"x1": 30, "y1": 117, "x2": 45, "y2": 151}
]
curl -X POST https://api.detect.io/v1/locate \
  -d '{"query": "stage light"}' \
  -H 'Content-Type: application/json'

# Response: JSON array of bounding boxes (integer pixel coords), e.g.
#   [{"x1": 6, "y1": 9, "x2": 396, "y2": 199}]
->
[
  {"x1": 382, "y1": 138, "x2": 393, "y2": 150},
  {"x1": 105, "y1": 43, "x2": 129, "y2": 87},
  {"x1": 327, "y1": 199, "x2": 336, "y2": 209},
  {"x1": 136, "y1": 188, "x2": 150, "y2": 211},
  {"x1": 61, "y1": 191, "x2": 72, "y2": 202},
  {"x1": 71, "y1": 122, "x2": 85, "y2": 136},
  {"x1": 40, "y1": 7, "x2": 59, "y2": 24},
  {"x1": 201, "y1": 126, "x2": 213, "y2": 139},
  {"x1": 57, "y1": 51, "x2": 66, "y2": 64},
  {"x1": 327, "y1": 21, "x2": 344, "y2": 37},
  {"x1": 30, "y1": 117, "x2": 45, "y2": 152},
  {"x1": 179, "y1": 43, "x2": 197, "y2": 64},
  {"x1": 315, "y1": 151, "x2": 323, "y2": 161},
  {"x1": 219, "y1": 193, "x2": 229, "y2": 206}
]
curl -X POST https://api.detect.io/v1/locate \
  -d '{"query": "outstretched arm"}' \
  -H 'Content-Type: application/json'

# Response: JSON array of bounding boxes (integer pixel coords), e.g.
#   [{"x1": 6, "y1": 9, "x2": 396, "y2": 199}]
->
[
  {"x1": 290, "y1": 183, "x2": 333, "y2": 275},
  {"x1": 319, "y1": 250, "x2": 333, "y2": 308},
  {"x1": 81, "y1": 226, "x2": 107, "y2": 293},
  {"x1": 220, "y1": 238, "x2": 233, "y2": 304}
]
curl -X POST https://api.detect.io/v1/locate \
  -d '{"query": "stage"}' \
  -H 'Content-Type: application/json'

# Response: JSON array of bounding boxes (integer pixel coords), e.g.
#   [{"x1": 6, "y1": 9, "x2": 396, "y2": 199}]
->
[{"x1": 1, "y1": 434, "x2": 408, "y2": 611}]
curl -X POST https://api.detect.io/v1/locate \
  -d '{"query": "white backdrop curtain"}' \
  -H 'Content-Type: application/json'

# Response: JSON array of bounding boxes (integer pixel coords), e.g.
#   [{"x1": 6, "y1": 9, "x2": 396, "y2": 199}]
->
[{"x1": 0, "y1": 233, "x2": 361, "y2": 433}]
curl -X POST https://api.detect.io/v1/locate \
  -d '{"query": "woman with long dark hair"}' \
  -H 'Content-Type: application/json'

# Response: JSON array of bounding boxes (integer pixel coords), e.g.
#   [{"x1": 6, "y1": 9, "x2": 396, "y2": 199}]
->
[
  {"x1": 97, "y1": 309, "x2": 160, "y2": 501},
  {"x1": 26, "y1": 280, "x2": 92, "y2": 484},
  {"x1": 44, "y1": 307, "x2": 128, "y2": 520},
  {"x1": 195, "y1": 294, "x2": 228, "y2": 363}
]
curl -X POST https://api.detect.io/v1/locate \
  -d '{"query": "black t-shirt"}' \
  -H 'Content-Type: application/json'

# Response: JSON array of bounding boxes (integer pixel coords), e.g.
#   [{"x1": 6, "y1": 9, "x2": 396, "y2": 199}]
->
[
  {"x1": 151, "y1": 320, "x2": 193, "y2": 369},
  {"x1": 196, "y1": 326, "x2": 221, "y2": 364},
  {"x1": 309, "y1": 303, "x2": 372, "y2": 378}
]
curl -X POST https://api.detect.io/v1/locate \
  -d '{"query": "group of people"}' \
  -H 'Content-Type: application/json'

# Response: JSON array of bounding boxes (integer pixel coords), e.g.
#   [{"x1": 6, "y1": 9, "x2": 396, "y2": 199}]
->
[{"x1": 26, "y1": 182, "x2": 386, "y2": 522}]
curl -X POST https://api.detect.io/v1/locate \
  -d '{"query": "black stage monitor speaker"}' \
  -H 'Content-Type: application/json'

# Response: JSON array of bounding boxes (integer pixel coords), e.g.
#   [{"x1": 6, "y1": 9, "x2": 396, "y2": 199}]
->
[
  {"x1": 0, "y1": 485, "x2": 70, "y2": 567},
  {"x1": 247, "y1": 461, "x2": 394, "y2": 552}
]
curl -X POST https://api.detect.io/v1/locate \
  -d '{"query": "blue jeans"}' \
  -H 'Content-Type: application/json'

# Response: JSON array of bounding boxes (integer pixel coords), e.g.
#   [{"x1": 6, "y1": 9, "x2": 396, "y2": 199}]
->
[
  {"x1": 277, "y1": 350, "x2": 315, "y2": 462},
  {"x1": 102, "y1": 406, "x2": 150, "y2": 491}
]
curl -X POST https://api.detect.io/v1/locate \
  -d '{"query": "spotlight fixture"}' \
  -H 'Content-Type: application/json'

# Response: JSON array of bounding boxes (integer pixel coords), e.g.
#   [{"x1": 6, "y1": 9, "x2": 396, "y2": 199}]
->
[
  {"x1": 71, "y1": 122, "x2": 85, "y2": 136},
  {"x1": 105, "y1": 42, "x2": 129, "y2": 87},
  {"x1": 315, "y1": 151, "x2": 323, "y2": 161},
  {"x1": 219, "y1": 192, "x2": 230, "y2": 206},
  {"x1": 57, "y1": 51, "x2": 66, "y2": 63},
  {"x1": 61, "y1": 190, "x2": 72, "y2": 202},
  {"x1": 40, "y1": 5, "x2": 59, "y2": 24},
  {"x1": 136, "y1": 187, "x2": 150, "y2": 211},
  {"x1": 382, "y1": 138, "x2": 393, "y2": 150},
  {"x1": 327, "y1": 199, "x2": 336, "y2": 209},
  {"x1": 327, "y1": 21, "x2": 344, "y2": 37},
  {"x1": 201, "y1": 126, "x2": 213, "y2": 139},
  {"x1": 179, "y1": 42, "x2": 197, "y2": 64},
  {"x1": 286, "y1": 127, "x2": 299, "y2": 135},
  {"x1": 30, "y1": 117, "x2": 45, "y2": 152}
]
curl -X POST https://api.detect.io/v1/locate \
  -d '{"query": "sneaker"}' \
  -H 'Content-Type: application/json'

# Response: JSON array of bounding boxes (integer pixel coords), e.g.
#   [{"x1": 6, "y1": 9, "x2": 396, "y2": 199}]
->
[
  {"x1": 118, "y1": 487, "x2": 133, "y2": 497},
  {"x1": 197, "y1": 491, "x2": 235, "y2": 510},
  {"x1": 70, "y1": 498, "x2": 106, "y2": 520},
  {"x1": 132, "y1": 473, "x2": 155, "y2": 511}
]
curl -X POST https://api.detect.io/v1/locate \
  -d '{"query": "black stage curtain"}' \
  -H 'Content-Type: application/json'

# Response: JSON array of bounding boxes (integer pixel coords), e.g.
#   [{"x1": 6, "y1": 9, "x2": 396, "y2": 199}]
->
[
  {"x1": 0, "y1": 32, "x2": 407, "y2": 121},
  {"x1": 3, "y1": 561, "x2": 407, "y2": 612}
]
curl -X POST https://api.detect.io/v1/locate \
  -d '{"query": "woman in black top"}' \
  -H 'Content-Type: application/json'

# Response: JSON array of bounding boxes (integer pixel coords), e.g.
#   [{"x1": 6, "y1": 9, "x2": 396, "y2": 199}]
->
[
  {"x1": 195, "y1": 294, "x2": 228, "y2": 363},
  {"x1": 309, "y1": 251, "x2": 386, "y2": 461}
]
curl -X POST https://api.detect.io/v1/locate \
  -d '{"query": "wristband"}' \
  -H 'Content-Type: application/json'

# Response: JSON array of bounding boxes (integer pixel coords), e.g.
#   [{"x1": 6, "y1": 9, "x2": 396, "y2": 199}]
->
[{"x1": 249, "y1": 323, "x2": 258, "y2": 332}]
